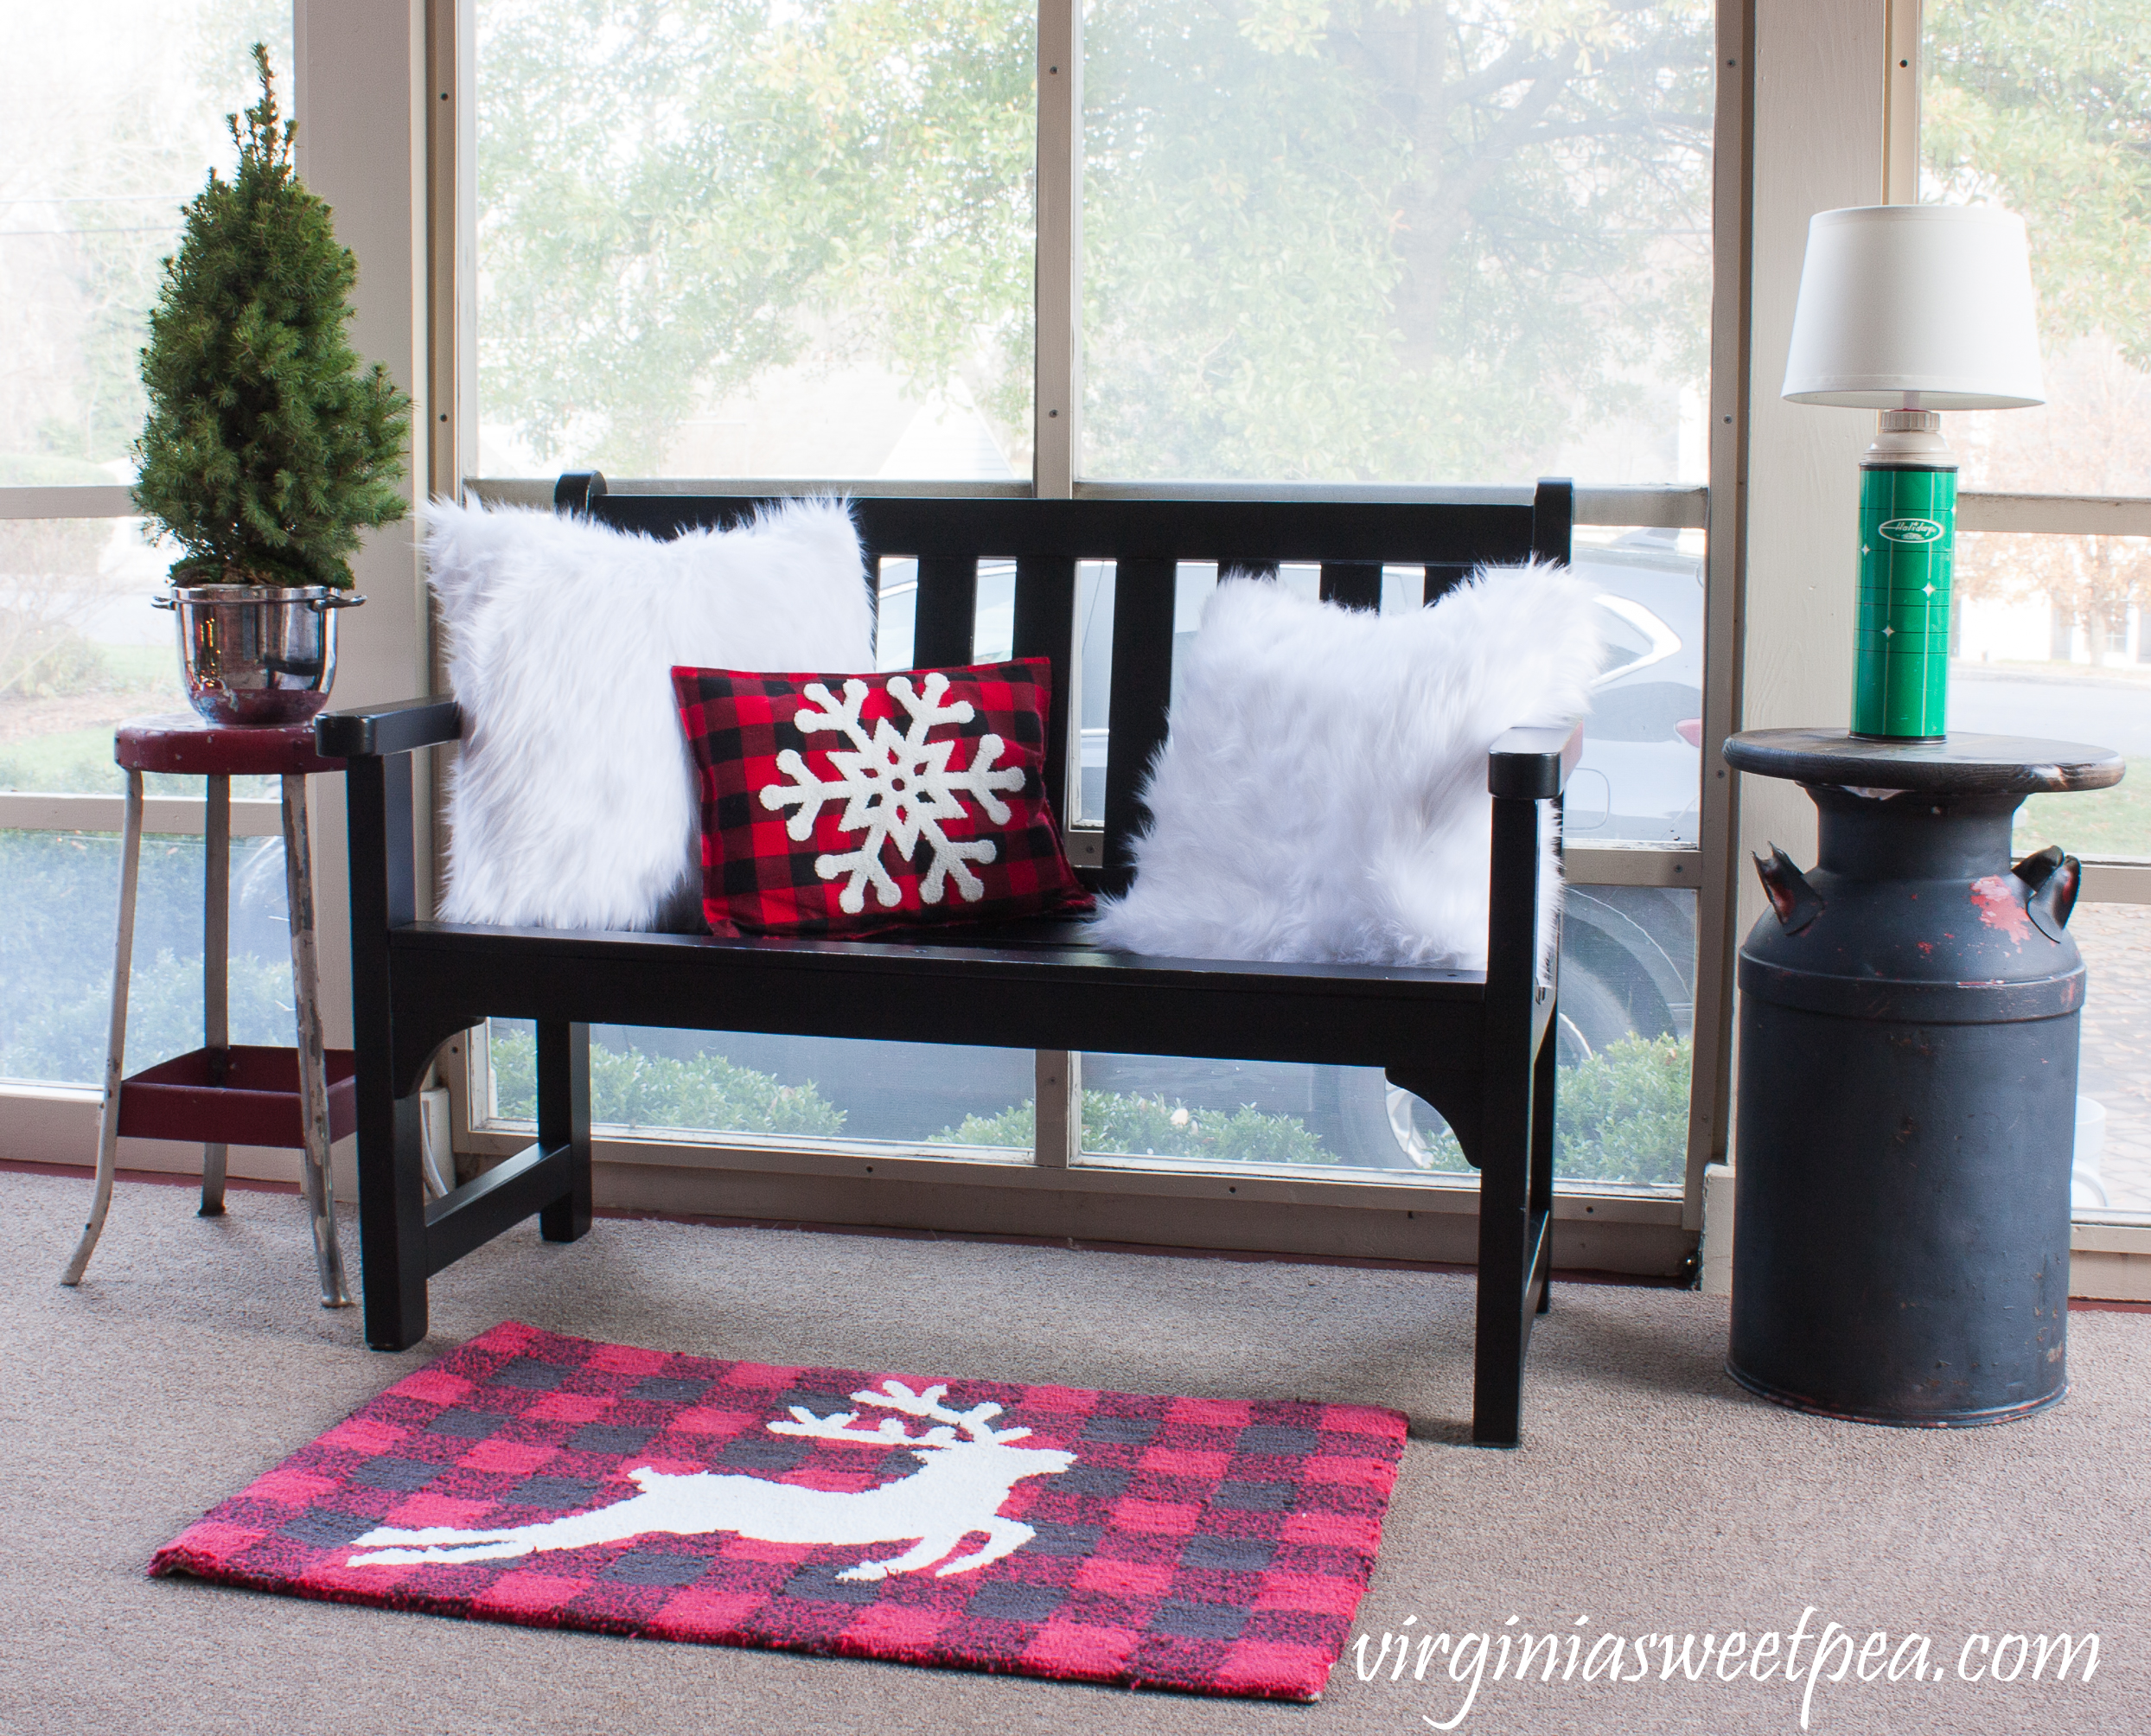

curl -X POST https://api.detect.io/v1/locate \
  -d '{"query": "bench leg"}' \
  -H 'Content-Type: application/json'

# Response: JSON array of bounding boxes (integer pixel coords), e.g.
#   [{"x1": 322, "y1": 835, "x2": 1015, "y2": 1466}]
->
[
  {"x1": 348, "y1": 764, "x2": 424, "y2": 1347},
  {"x1": 1532, "y1": 1012, "x2": 1556, "y2": 1317},
  {"x1": 1471, "y1": 1141, "x2": 1527, "y2": 1446},
  {"x1": 537, "y1": 1020, "x2": 592, "y2": 1243},
  {"x1": 358, "y1": 1090, "x2": 430, "y2": 1350},
  {"x1": 1471, "y1": 1016, "x2": 1554, "y2": 1448},
  {"x1": 345, "y1": 748, "x2": 429, "y2": 1349}
]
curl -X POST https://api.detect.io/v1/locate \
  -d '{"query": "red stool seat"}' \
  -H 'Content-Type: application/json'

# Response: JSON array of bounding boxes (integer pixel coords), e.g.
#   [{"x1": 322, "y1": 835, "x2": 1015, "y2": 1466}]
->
[{"x1": 115, "y1": 713, "x2": 343, "y2": 777}]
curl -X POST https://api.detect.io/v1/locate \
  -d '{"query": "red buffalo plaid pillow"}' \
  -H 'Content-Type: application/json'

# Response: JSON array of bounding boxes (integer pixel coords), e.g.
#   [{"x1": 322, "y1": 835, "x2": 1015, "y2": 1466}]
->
[{"x1": 673, "y1": 658, "x2": 1094, "y2": 936}]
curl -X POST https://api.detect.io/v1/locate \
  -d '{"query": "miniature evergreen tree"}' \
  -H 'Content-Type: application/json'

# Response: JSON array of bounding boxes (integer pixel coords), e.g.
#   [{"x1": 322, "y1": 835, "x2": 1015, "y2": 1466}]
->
[{"x1": 132, "y1": 45, "x2": 411, "y2": 590}]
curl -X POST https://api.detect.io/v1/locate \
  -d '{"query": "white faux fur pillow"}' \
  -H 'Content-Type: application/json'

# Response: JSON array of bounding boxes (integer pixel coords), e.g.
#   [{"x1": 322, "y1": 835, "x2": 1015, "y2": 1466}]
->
[
  {"x1": 1090, "y1": 563, "x2": 1601, "y2": 969},
  {"x1": 427, "y1": 496, "x2": 874, "y2": 931}
]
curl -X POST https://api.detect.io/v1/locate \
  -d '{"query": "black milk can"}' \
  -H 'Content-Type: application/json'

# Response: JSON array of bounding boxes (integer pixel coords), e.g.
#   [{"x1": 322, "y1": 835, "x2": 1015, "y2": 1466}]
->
[{"x1": 1723, "y1": 729, "x2": 2122, "y2": 1427}]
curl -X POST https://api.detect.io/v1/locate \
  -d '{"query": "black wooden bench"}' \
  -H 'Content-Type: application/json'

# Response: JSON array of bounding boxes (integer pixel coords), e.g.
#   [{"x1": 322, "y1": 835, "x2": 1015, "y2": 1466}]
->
[{"x1": 319, "y1": 475, "x2": 1580, "y2": 1445}]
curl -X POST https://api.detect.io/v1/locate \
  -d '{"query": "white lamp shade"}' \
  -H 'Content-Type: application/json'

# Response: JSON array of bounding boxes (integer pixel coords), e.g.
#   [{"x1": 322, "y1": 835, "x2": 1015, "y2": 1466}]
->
[{"x1": 1781, "y1": 205, "x2": 2046, "y2": 409}]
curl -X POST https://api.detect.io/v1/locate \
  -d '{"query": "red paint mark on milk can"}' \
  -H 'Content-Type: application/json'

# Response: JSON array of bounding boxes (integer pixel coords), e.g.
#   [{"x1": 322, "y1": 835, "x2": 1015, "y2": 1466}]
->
[{"x1": 1969, "y1": 875, "x2": 2034, "y2": 945}]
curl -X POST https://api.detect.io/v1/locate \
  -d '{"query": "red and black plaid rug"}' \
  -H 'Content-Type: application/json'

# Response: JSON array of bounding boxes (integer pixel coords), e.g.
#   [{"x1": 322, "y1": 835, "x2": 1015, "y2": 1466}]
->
[{"x1": 151, "y1": 1322, "x2": 1406, "y2": 1701}]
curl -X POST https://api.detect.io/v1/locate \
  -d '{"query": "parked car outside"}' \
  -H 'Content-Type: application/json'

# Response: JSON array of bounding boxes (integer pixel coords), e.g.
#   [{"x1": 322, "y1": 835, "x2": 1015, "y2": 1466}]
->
[{"x1": 1567, "y1": 527, "x2": 1704, "y2": 846}]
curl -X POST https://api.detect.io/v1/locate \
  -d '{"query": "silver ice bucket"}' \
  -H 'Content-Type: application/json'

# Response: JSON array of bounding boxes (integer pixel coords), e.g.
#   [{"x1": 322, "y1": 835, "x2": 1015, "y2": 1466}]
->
[{"x1": 157, "y1": 584, "x2": 365, "y2": 727}]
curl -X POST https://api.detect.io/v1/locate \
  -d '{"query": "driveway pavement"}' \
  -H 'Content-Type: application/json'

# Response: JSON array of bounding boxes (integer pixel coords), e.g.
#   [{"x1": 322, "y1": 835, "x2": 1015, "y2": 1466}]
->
[{"x1": 1951, "y1": 664, "x2": 2151, "y2": 755}]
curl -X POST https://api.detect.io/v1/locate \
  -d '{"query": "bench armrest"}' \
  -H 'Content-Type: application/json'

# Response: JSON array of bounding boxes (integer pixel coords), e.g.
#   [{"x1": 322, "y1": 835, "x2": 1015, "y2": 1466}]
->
[
  {"x1": 317, "y1": 697, "x2": 463, "y2": 759},
  {"x1": 1488, "y1": 719, "x2": 1584, "y2": 799}
]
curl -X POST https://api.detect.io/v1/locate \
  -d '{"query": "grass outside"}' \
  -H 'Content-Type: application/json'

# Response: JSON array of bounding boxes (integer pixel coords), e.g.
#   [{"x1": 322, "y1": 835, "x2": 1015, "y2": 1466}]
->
[
  {"x1": 0, "y1": 725, "x2": 136, "y2": 795},
  {"x1": 0, "y1": 721, "x2": 284, "y2": 798},
  {"x1": 0, "y1": 641, "x2": 214, "y2": 795},
  {"x1": 2015, "y1": 757, "x2": 2151, "y2": 859}
]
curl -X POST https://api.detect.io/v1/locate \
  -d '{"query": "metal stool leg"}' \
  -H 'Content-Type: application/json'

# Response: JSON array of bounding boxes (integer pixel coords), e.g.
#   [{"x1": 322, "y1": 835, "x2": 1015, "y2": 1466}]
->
[
  {"x1": 201, "y1": 773, "x2": 230, "y2": 1216},
  {"x1": 62, "y1": 771, "x2": 145, "y2": 1286},
  {"x1": 283, "y1": 772, "x2": 352, "y2": 1308}
]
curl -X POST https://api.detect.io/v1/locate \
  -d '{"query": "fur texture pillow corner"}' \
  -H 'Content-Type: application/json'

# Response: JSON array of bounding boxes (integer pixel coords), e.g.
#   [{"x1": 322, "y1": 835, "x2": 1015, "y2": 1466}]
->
[
  {"x1": 1090, "y1": 562, "x2": 1601, "y2": 970},
  {"x1": 427, "y1": 495, "x2": 874, "y2": 931}
]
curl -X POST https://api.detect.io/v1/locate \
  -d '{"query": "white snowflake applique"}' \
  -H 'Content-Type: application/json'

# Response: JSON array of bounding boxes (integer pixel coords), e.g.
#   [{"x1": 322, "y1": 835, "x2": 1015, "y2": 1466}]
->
[{"x1": 759, "y1": 673, "x2": 1027, "y2": 913}]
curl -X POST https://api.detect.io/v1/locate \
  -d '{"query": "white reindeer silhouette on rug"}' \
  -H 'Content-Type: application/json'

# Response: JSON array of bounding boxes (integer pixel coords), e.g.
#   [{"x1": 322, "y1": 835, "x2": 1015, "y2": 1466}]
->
[{"x1": 344, "y1": 1380, "x2": 1076, "y2": 1581}]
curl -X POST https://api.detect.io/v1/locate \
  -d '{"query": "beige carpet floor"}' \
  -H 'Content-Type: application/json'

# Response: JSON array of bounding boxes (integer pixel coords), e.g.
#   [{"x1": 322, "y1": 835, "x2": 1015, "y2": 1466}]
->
[{"x1": 2, "y1": 1167, "x2": 2144, "y2": 1735}]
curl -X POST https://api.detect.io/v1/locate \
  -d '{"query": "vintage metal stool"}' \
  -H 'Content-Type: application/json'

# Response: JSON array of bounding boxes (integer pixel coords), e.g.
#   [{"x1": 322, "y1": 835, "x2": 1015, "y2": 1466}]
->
[{"x1": 59, "y1": 715, "x2": 357, "y2": 1306}]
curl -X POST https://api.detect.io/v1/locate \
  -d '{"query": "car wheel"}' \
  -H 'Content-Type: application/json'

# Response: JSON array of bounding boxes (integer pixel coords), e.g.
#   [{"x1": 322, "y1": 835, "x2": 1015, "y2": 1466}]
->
[
  {"x1": 1316, "y1": 1065, "x2": 1435, "y2": 1171},
  {"x1": 1553, "y1": 964, "x2": 1646, "y2": 1065},
  {"x1": 1319, "y1": 960, "x2": 1661, "y2": 1170}
]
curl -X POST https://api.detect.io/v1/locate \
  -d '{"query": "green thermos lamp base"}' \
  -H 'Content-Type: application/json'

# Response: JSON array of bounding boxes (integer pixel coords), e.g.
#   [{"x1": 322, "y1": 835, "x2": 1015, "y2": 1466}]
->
[{"x1": 1852, "y1": 412, "x2": 1957, "y2": 742}]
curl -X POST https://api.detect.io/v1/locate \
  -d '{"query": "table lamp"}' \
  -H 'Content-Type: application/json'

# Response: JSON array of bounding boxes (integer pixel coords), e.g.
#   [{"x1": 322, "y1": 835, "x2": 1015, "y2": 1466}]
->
[{"x1": 1782, "y1": 205, "x2": 2045, "y2": 739}]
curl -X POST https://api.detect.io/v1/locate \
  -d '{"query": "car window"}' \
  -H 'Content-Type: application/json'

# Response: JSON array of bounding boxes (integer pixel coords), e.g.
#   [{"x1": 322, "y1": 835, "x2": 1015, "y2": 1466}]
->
[{"x1": 1592, "y1": 596, "x2": 1680, "y2": 681}]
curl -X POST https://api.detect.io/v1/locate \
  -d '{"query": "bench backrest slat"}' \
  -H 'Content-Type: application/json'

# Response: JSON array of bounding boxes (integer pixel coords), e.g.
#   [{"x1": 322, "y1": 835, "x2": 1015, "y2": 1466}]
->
[
  {"x1": 910, "y1": 555, "x2": 979, "y2": 667},
  {"x1": 1319, "y1": 561, "x2": 1383, "y2": 612},
  {"x1": 1101, "y1": 557, "x2": 1178, "y2": 873},
  {"x1": 1527, "y1": 477, "x2": 1573, "y2": 569},
  {"x1": 565, "y1": 480, "x2": 1572, "y2": 888},
  {"x1": 1011, "y1": 554, "x2": 1078, "y2": 835},
  {"x1": 1424, "y1": 560, "x2": 1477, "y2": 605}
]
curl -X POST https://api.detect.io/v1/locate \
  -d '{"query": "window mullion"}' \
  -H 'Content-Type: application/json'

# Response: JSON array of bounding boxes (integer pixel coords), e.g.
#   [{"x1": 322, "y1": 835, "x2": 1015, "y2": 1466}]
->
[
  {"x1": 1684, "y1": 0, "x2": 1758, "y2": 1231},
  {"x1": 0, "y1": 792, "x2": 284, "y2": 838},
  {"x1": 1956, "y1": 492, "x2": 2151, "y2": 537},
  {"x1": 1884, "y1": 0, "x2": 1922, "y2": 204},
  {"x1": 1034, "y1": 0, "x2": 1082, "y2": 498},
  {"x1": 0, "y1": 486, "x2": 135, "y2": 520},
  {"x1": 1034, "y1": 1050, "x2": 1079, "y2": 1169},
  {"x1": 1031, "y1": 0, "x2": 1083, "y2": 1163}
]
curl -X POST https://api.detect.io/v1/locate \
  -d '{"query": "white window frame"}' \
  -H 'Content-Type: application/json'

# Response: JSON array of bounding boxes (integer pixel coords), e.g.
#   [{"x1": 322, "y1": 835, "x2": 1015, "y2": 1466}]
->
[
  {"x1": 0, "y1": 0, "x2": 1761, "y2": 1271},
  {"x1": 10, "y1": 1, "x2": 2143, "y2": 1279},
  {"x1": 438, "y1": 0, "x2": 1720, "y2": 1272}
]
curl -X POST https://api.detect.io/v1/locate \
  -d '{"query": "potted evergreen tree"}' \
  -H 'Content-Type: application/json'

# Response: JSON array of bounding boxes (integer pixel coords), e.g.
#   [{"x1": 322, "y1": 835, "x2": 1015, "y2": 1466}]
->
[{"x1": 134, "y1": 44, "x2": 411, "y2": 726}]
